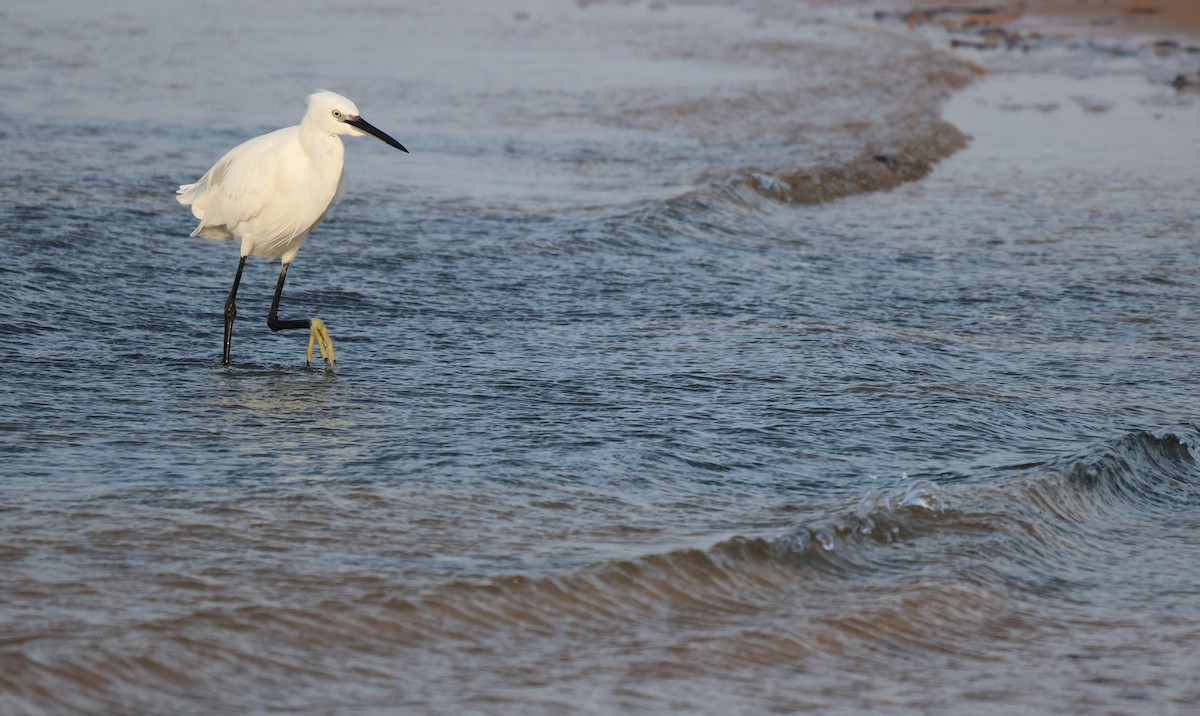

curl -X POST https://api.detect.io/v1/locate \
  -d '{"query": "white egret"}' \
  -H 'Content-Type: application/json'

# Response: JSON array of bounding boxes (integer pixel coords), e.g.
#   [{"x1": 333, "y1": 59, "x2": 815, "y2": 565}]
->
[{"x1": 177, "y1": 90, "x2": 407, "y2": 369}]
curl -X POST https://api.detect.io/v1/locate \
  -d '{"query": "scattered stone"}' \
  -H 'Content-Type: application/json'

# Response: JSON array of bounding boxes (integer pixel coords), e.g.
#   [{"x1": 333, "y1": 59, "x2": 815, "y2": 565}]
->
[{"x1": 1171, "y1": 70, "x2": 1200, "y2": 91}]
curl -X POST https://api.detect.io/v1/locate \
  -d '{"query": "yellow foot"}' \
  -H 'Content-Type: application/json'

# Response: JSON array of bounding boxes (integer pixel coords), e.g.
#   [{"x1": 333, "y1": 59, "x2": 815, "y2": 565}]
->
[{"x1": 306, "y1": 318, "x2": 337, "y2": 371}]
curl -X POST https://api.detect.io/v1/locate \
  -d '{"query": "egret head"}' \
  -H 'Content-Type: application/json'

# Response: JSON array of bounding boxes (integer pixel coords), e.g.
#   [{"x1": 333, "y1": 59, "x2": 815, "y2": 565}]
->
[{"x1": 305, "y1": 90, "x2": 408, "y2": 152}]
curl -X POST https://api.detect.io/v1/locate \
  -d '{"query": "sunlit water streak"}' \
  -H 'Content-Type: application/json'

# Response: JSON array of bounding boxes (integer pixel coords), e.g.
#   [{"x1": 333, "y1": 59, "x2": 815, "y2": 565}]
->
[{"x1": 3, "y1": 0, "x2": 1200, "y2": 713}]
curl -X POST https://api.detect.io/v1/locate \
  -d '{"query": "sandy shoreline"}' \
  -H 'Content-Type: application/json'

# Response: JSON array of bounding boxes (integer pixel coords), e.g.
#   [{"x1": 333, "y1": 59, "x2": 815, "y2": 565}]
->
[
  {"x1": 903, "y1": 0, "x2": 1200, "y2": 36},
  {"x1": 859, "y1": 0, "x2": 1200, "y2": 90}
]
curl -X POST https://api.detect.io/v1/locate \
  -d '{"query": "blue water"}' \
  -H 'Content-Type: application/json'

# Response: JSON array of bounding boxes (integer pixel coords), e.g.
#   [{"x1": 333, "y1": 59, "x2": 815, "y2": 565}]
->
[{"x1": 4, "y1": 1, "x2": 1200, "y2": 713}]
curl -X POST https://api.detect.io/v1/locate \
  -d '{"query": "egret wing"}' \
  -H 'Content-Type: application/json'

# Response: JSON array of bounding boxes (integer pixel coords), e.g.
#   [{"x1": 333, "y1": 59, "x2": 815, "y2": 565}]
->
[{"x1": 176, "y1": 127, "x2": 296, "y2": 240}]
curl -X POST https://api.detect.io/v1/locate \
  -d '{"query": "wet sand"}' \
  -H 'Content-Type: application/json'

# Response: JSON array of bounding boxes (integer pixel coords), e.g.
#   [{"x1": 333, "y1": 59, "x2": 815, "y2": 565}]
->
[
  {"x1": 4, "y1": 1, "x2": 1200, "y2": 713},
  {"x1": 864, "y1": 0, "x2": 1200, "y2": 88},
  {"x1": 901, "y1": 0, "x2": 1200, "y2": 36},
  {"x1": 1028, "y1": 0, "x2": 1200, "y2": 33}
]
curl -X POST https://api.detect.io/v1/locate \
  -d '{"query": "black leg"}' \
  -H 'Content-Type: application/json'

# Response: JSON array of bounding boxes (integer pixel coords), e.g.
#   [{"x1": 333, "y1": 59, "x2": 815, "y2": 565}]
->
[
  {"x1": 223, "y1": 256, "x2": 247, "y2": 366},
  {"x1": 267, "y1": 261, "x2": 311, "y2": 332},
  {"x1": 265, "y1": 260, "x2": 337, "y2": 370}
]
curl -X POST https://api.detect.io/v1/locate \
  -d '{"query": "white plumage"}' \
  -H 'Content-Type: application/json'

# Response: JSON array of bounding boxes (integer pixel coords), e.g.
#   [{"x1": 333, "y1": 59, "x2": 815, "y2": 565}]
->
[
  {"x1": 180, "y1": 91, "x2": 371, "y2": 262},
  {"x1": 177, "y1": 91, "x2": 407, "y2": 368}
]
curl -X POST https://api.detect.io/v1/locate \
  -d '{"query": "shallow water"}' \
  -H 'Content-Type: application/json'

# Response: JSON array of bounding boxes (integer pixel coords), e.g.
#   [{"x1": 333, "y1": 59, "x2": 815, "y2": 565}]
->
[{"x1": 4, "y1": 0, "x2": 1200, "y2": 713}]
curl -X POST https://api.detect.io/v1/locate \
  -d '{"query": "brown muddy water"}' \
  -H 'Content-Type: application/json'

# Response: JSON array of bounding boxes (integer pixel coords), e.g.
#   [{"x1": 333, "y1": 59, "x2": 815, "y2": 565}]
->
[{"x1": 3, "y1": 0, "x2": 1200, "y2": 713}]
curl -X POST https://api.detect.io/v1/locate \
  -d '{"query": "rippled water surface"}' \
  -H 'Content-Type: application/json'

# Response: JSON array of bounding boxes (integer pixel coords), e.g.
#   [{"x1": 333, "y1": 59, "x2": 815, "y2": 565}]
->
[{"x1": 4, "y1": 0, "x2": 1200, "y2": 713}]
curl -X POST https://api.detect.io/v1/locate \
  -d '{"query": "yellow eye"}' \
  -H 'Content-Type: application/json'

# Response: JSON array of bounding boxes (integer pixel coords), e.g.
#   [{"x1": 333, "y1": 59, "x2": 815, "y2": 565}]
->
[{"x1": 332, "y1": 110, "x2": 343, "y2": 120}]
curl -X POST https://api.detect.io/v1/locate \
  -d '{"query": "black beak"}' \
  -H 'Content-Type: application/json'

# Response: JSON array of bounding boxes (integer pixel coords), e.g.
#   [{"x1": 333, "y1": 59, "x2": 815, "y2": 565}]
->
[{"x1": 347, "y1": 116, "x2": 408, "y2": 153}]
